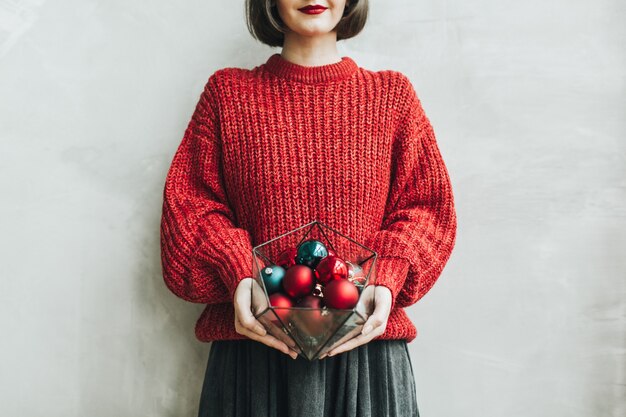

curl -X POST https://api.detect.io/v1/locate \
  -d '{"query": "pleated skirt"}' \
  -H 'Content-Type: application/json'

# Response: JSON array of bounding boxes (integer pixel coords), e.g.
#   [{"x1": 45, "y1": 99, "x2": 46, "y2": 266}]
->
[{"x1": 197, "y1": 338, "x2": 420, "y2": 417}]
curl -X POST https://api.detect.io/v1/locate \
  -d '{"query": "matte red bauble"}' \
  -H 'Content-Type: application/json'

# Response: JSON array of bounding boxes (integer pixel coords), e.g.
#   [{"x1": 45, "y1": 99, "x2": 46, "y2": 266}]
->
[
  {"x1": 283, "y1": 264, "x2": 316, "y2": 299},
  {"x1": 269, "y1": 292, "x2": 293, "y2": 322},
  {"x1": 295, "y1": 295, "x2": 326, "y2": 334},
  {"x1": 314, "y1": 255, "x2": 348, "y2": 285},
  {"x1": 323, "y1": 279, "x2": 359, "y2": 309},
  {"x1": 277, "y1": 247, "x2": 298, "y2": 269},
  {"x1": 269, "y1": 292, "x2": 293, "y2": 308},
  {"x1": 295, "y1": 294, "x2": 322, "y2": 309}
]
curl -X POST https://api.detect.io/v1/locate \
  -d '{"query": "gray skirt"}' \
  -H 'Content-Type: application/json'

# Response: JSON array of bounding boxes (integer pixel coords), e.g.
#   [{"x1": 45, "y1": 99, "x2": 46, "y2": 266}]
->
[{"x1": 198, "y1": 338, "x2": 420, "y2": 417}]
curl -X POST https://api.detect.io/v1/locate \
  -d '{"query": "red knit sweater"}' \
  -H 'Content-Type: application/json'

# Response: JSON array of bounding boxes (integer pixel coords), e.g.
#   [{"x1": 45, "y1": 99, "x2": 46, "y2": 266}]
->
[{"x1": 160, "y1": 53, "x2": 457, "y2": 343}]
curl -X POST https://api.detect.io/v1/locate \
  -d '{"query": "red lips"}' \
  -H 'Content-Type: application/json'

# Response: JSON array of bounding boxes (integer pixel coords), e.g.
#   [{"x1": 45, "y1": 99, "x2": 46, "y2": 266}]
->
[{"x1": 299, "y1": 4, "x2": 328, "y2": 14}]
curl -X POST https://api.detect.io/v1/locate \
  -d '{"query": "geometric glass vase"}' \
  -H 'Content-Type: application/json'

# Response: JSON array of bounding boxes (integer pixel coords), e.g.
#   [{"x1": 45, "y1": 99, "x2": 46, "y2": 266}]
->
[{"x1": 250, "y1": 219, "x2": 378, "y2": 361}]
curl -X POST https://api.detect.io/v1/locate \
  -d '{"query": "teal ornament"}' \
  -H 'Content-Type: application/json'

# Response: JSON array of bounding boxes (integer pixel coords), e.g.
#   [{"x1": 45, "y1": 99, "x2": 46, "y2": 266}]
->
[
  {"x1": 295, "y1": 239, "x2": 328, "y2": 269},
  {"x1": 261, "y1": 265, "x2": 286, "y2": 294}
]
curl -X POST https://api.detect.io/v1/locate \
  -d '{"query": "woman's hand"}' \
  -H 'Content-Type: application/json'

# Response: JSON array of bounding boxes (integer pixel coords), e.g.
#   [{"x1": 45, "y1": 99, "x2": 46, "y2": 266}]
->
[
  {"x1": 318, "y1": 285, "x2": 392, "y2": 359},
  {"x1": 233, "y1": 277, "x2": 299, "y2": 359}
]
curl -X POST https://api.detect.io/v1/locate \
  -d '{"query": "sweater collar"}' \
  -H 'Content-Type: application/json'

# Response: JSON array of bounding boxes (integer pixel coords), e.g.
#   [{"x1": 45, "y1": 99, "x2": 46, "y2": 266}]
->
[{"x1": 264, "y1": 53, "x2": 358, "y2": 84}]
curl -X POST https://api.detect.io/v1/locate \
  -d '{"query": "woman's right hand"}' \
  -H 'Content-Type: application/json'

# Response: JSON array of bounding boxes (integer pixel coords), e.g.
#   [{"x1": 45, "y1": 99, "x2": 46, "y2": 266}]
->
[{"x1": 233, "y1": 277, "x2": 298, "y2": 359}]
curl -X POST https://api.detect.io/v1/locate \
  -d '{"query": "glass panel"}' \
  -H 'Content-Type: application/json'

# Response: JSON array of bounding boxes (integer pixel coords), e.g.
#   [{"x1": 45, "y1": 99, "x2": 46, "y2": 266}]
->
[{"x1": 251, "y1": 220, "x2": 378, "y2": 360}]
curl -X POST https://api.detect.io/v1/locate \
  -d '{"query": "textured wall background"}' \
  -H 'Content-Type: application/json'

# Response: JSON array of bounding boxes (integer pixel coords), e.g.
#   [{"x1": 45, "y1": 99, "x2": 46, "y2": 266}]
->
[{"x1": 0, "y1": 0, "x2": 624, "y2": 416}]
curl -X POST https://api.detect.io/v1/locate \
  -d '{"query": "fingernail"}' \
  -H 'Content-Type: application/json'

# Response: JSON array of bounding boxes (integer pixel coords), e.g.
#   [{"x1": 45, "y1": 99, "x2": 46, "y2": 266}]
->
[
  {"x1": 256, "y1": 325, "x2": 266, "y2": 335},
  {"x1": 362, "y1": 325, "x2": 372, "y2": 334}
]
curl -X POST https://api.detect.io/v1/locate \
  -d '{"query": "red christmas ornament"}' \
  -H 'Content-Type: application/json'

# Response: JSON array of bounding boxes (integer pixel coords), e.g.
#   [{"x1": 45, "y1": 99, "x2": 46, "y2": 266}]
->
[
  {"x1": 295, "y1": 295, "x2": 327, "y2": 334},
  {"x1": 323, "y1": 279, "x2": 359, "y2": 309},
  {"x1": 269, "y1": 292, "x2": 293, "y2": 323},
  {"x1": 277, "y1": 247, "x2": 298, "y2": 269},
  {"x1": 295, "y1": 294, "x2": 322, "y2": 309},
  {"x1": 327, "y1": 248, "x2": 337, "y2": 257},
  {"x1": 314, "y1": 255, "x2": 348, "y2": 285},
  {"x1": 283, "y1": 264, "x2": 316, "y2": 299}
]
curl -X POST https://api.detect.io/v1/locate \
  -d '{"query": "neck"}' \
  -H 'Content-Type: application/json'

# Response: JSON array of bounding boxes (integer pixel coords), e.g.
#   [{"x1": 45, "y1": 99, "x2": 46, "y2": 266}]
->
[{"x1": 280, "y1": 30, "x2": 341, "y2": 66}]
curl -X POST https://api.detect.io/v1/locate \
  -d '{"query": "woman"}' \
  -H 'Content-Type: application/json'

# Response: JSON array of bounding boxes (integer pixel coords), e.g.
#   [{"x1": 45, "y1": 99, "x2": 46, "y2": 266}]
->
[{"x1": 159, "y1": 0, "x2": 457, "y2": 416}]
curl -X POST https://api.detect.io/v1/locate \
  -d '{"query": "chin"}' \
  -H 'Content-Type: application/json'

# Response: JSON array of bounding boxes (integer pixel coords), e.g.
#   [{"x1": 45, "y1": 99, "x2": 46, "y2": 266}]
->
[
  {"x1": 290, "y1": 22, "x2": 336, "y2": 36},
  {"x1": 296, "y1": 29, "x2": 333, "y2": 38}
]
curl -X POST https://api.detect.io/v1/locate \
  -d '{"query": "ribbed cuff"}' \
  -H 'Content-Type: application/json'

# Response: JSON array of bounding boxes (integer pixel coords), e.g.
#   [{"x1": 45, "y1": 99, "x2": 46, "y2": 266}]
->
[
  {"x1": 196, "y1": 239, "x2": 254, "y2": 301},
  {"x1": 373, "y1": 257, "x2": 411, "y2": 311}
]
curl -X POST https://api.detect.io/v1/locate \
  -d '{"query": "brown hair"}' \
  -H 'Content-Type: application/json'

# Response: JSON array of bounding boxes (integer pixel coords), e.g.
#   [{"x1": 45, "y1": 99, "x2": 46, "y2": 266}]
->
[{"x1": 245, "y1": 0, "x2": 369, "y2": 47}]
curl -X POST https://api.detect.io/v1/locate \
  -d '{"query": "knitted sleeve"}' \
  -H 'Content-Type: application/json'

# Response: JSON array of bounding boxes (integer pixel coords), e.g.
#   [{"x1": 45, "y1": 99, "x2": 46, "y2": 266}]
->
[
  {"x1": 160, "y1": 73, "x2": 253, "y2": 304},
  {"x1": 364, "y1": 75, "x2": 457, "y2": 311}
]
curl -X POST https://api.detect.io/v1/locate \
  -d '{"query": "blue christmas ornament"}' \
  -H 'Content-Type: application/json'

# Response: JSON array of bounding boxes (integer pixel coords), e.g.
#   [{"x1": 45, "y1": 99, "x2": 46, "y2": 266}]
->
[
  {"x1": 261, "y1": 265, "x2": 286, "y2": 294},
  {"x1": 295, "y1": 239, "x2": 328, "y2": 269}
]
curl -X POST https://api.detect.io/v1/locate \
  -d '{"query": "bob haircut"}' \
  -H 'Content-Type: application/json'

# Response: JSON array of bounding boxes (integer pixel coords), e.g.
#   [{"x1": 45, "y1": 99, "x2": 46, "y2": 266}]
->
[{"x1": 245, "y1": 0, "x2": 369, "y2": 47}]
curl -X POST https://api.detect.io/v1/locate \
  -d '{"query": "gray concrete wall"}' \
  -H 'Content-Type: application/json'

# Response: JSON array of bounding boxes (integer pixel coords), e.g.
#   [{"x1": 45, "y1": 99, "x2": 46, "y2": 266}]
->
[{"x1": 0, "y1": 0, "x2": 623, "y2": 416}]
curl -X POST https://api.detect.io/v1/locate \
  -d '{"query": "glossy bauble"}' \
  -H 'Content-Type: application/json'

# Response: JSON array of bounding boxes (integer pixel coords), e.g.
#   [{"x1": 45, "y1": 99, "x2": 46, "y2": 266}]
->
[
  {"x1": 261, "y1": 265, "x2": 286, "y2": 294},
  {"x1": 346, "y1": 261, "x2": 367, "y2": 287},
  {"x1": 295, "y1": 239, "x2": 328, "y2": 269},
  {"x1": 314, "y1": 255, "x2": 348, "y2": 285},
  {"x1": 283, "y1": 264, "x2": 316, "y2": 299},
  {"x1": 323, "y1": 279, "x2": 359, "y2": 310},
  {"x1": 277, "y1": 247, "x2": 298, "y2": 269}
]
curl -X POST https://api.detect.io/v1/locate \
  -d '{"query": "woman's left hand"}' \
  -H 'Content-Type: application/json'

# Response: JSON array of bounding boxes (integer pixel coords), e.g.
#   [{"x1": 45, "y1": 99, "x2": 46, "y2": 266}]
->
[{"x1": 319, "y1": 285, "x2": 392, "y2": 359}]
